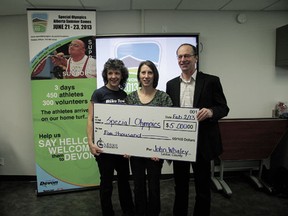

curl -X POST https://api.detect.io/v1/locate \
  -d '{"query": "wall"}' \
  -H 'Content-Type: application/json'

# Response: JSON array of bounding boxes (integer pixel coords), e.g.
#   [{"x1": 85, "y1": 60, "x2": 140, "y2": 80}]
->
[
  {"x1": 0, "y1": 10, "x2": 288, "y2": 176},
  {"x1": 0, "y1": 15, "x2": 35, "y2": 176}
]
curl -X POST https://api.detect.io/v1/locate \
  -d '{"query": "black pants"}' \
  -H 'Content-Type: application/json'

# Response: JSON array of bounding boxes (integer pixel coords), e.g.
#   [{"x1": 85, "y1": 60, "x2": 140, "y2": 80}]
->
[
  {"x1": 96, "y1": 154, "x2": 134, "y2": 216},
  {"x1": 130, "y1": 157, "x2": 163, "y2": 216},
  {"x1": 173, "y1": 155, "x2": 211, "y2": 216}
]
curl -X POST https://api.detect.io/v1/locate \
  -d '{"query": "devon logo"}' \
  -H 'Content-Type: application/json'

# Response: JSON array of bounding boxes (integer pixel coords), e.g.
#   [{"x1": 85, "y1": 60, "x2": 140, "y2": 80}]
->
[
  {"x1": 32, "y1": 13, "x2": 48, "y2": 33},
  {"x1": 116, "y1": 42, "x2": 161, "y2": 94}
]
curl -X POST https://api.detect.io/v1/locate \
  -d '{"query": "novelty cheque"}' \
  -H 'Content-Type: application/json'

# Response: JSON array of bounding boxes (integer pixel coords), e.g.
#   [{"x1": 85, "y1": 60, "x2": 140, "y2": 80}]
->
[{"x1": 93, "y1": 104, "x2": 199, "y2": 162}]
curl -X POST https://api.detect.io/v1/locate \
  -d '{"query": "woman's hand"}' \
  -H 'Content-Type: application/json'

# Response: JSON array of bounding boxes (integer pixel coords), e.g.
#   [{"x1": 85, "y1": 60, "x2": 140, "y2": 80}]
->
[
  {"x1": 89, "y1": 144, "x2": 103, "y2": 156},
  {"x1": 123, "y1": 154, "x2": 130, "y2": 159}
]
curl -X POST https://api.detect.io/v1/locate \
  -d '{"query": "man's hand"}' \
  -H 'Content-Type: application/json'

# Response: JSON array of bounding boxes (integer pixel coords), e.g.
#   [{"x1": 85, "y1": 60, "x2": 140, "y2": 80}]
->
[
  {"x1": 197, "y1": 108, "x2": 213, "y2": 121},
  {"x1": 51, "y1": 52, "x2": 67, "y2": 69}
]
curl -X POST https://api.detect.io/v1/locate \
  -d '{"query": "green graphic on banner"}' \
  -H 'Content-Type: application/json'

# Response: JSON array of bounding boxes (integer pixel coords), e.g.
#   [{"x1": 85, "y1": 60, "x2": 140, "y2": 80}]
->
[{"x1": 32, "y1": 79, "x2": 99, "y2": 186}]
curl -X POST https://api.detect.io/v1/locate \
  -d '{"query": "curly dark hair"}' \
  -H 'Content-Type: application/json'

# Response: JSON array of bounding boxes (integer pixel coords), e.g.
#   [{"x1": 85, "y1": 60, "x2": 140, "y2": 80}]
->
[
  {"x1": 137, "y1": 60, "x2": 159, "y2": 88},
  {"x1": 102, "y1": 58, "x2": 129, "y2": 89}
]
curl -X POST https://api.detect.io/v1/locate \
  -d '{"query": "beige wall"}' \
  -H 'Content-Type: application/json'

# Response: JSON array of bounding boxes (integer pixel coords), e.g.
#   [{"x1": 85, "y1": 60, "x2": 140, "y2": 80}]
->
[{"x1": 0, "y1": 10, "x2": 288, "y2": 175}]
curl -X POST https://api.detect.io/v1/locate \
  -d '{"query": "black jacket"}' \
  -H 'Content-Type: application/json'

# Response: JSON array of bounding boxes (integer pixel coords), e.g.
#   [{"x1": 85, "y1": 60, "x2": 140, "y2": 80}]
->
[{"x1": 166, "y1": 71, "x2": 230, "y2": 160}]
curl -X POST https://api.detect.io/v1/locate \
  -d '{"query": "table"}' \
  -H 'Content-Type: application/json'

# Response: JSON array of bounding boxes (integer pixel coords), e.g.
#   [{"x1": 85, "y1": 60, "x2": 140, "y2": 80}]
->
[{"x1": 211, "y1": 118, "x2": 288, "y2": 196}]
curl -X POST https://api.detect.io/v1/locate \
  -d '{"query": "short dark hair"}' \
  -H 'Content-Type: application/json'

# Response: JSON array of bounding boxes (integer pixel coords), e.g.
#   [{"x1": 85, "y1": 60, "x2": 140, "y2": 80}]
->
[
  {"x1": 137, "y1": 60, "x2": 159, "y2": 88},
  {"x1": 176, "y1": 43, "x2": 198, "y2": 56},
  {"x1": 102, "y1": 58, "x2": 129, "y2": 89}
]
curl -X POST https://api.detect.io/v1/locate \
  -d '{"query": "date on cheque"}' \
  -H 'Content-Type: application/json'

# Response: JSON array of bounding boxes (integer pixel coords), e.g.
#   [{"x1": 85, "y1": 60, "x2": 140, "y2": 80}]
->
[{"x1": 163, "y1": 120, "x2": 197, "y2": 132}]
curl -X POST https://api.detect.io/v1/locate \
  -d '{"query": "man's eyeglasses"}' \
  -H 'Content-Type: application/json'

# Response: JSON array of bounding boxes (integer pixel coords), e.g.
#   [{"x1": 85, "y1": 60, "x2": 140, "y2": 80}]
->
[{"x1": 177, "y1": 54, "x2": 195, "y2": 60}]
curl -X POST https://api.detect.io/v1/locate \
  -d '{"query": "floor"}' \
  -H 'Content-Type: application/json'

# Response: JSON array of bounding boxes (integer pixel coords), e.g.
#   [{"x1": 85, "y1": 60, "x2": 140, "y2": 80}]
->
[{"x1": 1, "y1": 173, "x2": 288, "y2": 216}]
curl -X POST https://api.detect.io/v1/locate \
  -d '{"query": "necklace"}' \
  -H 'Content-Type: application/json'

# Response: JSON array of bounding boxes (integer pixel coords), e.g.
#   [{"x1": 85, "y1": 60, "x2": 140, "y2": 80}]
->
[{"x1": 138, "y1": 88, "x2": 157, "y2": 104}]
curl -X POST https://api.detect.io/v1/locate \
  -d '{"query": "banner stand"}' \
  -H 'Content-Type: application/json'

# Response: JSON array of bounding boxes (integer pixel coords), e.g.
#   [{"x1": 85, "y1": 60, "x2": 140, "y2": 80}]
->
[{"x1": 27, "y1": 9, "x2": 100, "y2": 195}]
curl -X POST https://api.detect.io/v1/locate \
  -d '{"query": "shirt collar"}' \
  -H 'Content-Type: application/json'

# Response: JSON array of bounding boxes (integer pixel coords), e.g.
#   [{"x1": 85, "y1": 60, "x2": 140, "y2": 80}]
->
[{"x1": 180, "y1": 70, "x2": 197, "y2": 83}]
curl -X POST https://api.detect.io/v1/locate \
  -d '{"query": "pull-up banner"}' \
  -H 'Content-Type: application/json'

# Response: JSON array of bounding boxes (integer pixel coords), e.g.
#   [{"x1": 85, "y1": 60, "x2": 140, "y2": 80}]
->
[{"x1": 27, "y1": 9, "x2": 99, "y2": 195}]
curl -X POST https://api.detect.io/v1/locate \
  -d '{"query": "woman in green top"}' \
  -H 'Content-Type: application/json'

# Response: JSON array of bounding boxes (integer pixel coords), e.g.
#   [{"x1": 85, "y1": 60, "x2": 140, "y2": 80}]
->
[{"x1": 126, "y1": 60, "x2": 173, "y2": 216}]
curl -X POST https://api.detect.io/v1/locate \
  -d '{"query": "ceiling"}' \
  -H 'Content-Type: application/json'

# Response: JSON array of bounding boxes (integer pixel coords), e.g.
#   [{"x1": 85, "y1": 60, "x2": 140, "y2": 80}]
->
[{"x1": 1, "y1": 0, "x2": 288, "y2": 16}]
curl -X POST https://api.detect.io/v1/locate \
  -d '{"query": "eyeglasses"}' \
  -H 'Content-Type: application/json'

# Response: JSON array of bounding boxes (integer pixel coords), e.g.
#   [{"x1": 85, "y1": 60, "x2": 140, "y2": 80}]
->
[{"x1": 177, "y1": 54, "x2": 195, "y2": 60}]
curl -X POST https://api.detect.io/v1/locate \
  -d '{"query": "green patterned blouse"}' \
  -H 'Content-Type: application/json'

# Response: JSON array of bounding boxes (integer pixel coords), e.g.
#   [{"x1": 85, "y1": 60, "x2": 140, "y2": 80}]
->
[{"x1": 126, "y1": 90, "x2": 173, "y2": 107}]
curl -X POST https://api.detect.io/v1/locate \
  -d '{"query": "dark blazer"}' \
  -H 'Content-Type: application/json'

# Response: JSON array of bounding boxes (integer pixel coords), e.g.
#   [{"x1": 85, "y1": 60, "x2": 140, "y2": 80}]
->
[{"x1": 166, "y1": 71, "x2": 229, "y2": 161}]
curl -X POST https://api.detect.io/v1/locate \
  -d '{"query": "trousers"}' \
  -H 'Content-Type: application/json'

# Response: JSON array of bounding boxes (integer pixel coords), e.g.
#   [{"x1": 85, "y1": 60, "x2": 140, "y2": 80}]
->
[
  {"x1": 173, "y1": 154, "x2": 211, "y2": 216},
  {"x1": 130, "y1": 157, "x2": 163, "y2": 216},
  {"x1": 96, "y1": 154, "x2": 134, "y2": 216}
]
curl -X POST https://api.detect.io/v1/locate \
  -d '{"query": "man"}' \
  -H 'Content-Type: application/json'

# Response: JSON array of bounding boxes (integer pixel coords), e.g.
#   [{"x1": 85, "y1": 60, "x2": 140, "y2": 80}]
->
[
  {"x1": 51, "y1": 39, "x2": 96, "y2": 78},
  {"x1": 166, "y1": 43, "x2": 229, "y2": 216}
]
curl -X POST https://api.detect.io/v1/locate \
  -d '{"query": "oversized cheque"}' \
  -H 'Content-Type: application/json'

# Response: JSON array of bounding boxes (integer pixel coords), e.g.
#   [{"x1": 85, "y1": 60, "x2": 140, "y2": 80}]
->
[{"x1": 93, "y1": 103, "x2": 199, "y2": 161}]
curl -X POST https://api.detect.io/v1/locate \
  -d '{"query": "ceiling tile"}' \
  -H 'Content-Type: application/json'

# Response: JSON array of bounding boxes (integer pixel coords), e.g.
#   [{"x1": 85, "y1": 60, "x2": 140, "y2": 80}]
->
[
  {"x1": 28, "y1": 0, "x2": 83, "y2": 8},
  {"x1": 132, "y1": 0, "x2": 180, "y2": 10},
  {"x1": 177, "y1": 0, "x2": 231, "y2": 10},
  {"x1": 0, "y1": 0, "x2": 287, "y2": 16},
  {"x1": 221, "y1": 0, "x2": 282, "y2": 11},
  {"x1": 81, "y1": 0, "x2": 131, "y2": 10}
]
